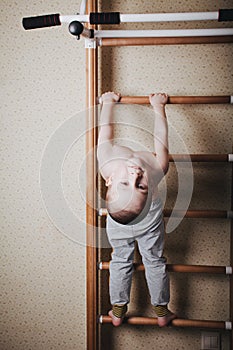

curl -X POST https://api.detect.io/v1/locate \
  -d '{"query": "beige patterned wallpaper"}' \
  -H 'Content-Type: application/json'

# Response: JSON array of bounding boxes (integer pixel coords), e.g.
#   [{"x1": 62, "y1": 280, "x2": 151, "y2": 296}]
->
[
  {"x1": 1, "y1": 0, "x2": 233, "y2": 350},
  {"x1": 1, "y1": 1, "x2": 87, "y2": 349}
]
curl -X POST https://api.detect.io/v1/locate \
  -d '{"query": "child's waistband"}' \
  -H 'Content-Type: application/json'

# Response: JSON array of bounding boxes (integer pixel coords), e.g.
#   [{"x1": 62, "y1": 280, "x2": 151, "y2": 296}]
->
[{"x1": 106, "y1": 196, "x2": 163, "y2": 235}]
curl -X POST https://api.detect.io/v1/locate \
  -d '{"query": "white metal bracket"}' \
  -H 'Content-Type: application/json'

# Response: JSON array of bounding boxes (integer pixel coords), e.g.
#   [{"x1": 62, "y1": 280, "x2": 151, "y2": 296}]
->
[
  {"x1": 226, "y1": 266, "x2": 232, "y2": 275},
  {"x1": 85, "y1": 38, "x2": 96, "y2": 49},
  {"x1": 225, "y1": 321, "x2": 232, "y2": 330},
  {"x1": 228, "y1": 154, "x2": 233, "y2": 162}
]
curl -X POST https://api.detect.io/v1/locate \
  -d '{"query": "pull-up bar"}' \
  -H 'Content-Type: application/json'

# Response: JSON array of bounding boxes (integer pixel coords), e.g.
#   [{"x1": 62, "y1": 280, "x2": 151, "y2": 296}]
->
[
  {"x1": 22, "y1": 9, "x2": 233, "y2": 30},
  {"x1": 95, "y1": 28, "x2": 233, "y2": 38},
  {"x1": 98, "y1": 262, "x2": 233, "y2": 275},
  {"x1": 99, "y1": 316, "x2": 232, "y2": 330},
  {"x1": 22, "y1": 10, "x2": 233, "y2": 44}
]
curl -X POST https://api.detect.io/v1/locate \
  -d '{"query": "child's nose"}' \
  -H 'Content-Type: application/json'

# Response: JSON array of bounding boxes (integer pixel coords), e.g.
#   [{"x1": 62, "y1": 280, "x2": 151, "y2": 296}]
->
[
  {"x1": 130, "y1": 169, "x2": 143, "y2": 177},
  {"x1": 128, "y1": 171, "x2": 143, "y2": 186}
]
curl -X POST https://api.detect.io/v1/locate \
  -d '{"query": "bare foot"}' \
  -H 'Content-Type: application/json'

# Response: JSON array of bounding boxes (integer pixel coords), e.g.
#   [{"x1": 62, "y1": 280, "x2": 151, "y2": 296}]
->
[
  {"x1": 157, "y1": 312, "x2": 177, "y2": 327},
  {"x1": 108, "y1": 310, "x2": 124, "y2": 327}
]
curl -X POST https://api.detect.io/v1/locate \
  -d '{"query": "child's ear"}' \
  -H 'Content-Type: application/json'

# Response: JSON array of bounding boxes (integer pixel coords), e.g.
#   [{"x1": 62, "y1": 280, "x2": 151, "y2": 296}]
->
[{"x1": 105, "y1": 176, "x2": 113, "y2": 187}]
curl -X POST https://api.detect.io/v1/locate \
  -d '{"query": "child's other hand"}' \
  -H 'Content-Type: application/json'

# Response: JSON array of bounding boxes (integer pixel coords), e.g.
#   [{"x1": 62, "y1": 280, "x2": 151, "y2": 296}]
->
[
  {"x1": 100, "y1": 92, "x2": 121, "y2": 104},
  {"x1": 149, "y1": 93, "x2": 168, "y2": 107}
]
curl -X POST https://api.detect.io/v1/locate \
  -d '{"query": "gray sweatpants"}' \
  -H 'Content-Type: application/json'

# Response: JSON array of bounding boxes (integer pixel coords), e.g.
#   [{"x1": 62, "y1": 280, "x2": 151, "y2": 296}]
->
[{"x1": 106, "y1": 198, "x2": 170, "y2": 306}]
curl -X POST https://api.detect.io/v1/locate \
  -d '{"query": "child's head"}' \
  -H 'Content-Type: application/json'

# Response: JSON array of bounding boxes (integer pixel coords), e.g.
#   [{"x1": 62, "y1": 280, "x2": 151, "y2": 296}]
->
[{"x1": 105, "y1": 160, "x2": 152, "y2": 225}]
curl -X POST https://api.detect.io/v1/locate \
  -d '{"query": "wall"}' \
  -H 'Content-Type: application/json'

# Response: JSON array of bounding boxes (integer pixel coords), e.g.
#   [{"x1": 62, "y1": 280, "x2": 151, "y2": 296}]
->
[
  {"x1": 1, "y1": 1, "x2": 87, "y2": 349},
  {"x1": 1, "y1": 0, "x2": 233, "y2": 350}
]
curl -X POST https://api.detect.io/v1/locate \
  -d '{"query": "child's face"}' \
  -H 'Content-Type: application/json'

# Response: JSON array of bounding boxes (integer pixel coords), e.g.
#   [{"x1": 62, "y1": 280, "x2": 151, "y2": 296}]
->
[{"x1": 107, "y1": 160, "x2": 149, "y2": 212}]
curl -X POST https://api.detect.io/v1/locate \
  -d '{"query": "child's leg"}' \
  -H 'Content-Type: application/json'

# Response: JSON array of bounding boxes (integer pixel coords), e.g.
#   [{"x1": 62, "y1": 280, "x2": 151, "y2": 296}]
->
[
  {"x1": 136, "y1": 221, "x2": 176, "y2": 327},
  {"x1": 108, "y1": 237, "x2": 135, "y2": 326}
]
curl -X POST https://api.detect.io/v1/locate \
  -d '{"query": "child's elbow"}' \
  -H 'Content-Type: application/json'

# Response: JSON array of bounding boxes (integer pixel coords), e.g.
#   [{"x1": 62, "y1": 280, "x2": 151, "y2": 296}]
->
[
  {"x1": 156, "y1": 155, "x2": 169, "y2": 177},
  {"x1": 162, "y1": 161, "x2": 169, "y2": 175}
]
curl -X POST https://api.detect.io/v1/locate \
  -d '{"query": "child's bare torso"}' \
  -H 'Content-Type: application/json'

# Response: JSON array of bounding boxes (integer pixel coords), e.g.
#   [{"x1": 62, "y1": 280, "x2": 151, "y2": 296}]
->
[{"x1": 101, "y1": 144, "x2": 162, "y2": 200}]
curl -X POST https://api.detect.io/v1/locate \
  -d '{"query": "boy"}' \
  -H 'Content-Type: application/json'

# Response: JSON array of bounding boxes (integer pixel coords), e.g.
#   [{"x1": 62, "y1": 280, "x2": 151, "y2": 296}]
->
[{"x1": 97, "y1": 91, "x2": 176, "y2": 327}]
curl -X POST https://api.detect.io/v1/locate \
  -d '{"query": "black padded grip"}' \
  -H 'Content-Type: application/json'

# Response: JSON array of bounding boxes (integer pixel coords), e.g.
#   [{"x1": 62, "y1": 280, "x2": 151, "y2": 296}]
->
[
  {"x1": 22, "y1": 13, "x2": 61, "y2": 30},
  {"x1": 90, "y1": 12, "x2": 120, "y2": 25},
  {"x1": 218, "y1": 9, "x2": 233, "y2": 22}
]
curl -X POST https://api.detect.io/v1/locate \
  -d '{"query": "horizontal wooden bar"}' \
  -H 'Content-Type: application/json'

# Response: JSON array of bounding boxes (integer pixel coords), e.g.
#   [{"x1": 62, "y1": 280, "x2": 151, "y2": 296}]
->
[
  {"x1": 119, "y1": 95, "x2": 232, "y2": 104},
  {"x1": 101, "y1": 35, "x2": 233, "y2": 46},
  {"x1": 100, "y1": 316, "x2": 231, "y2": 330},
  {"x1": 94, "y1": 150, "x2": 231, "y2": 162},
  {"x1": 99, "y1": 209, "x2": 233, "y2": 218},
  {"x1": 169, "y1": 154, "x2": 231, "y2": 162},
  {"x1": 163, "y1": 210, "x2": 232, "y2": 218},
  {"x1": 99, "y1": 262, "x2": 232, "y2": 274}
]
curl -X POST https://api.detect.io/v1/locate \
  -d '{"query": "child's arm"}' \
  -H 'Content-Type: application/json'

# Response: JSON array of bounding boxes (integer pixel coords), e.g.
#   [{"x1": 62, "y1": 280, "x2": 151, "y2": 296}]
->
[
  {"x1": 97, "y1": 92, "x2": 120, "y2": 179},
  {"x1": 149, "y1": 93, "x2": 169, "y2": 175}
]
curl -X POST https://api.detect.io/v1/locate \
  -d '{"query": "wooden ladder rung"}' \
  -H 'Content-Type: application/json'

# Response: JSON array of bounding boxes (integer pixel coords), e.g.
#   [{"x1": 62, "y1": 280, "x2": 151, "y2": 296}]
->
[
  {"x1": 99, "y1": 209, "x2": 233, "y2": 218},
  {"x1": 99, "y1": 316, "x2": 232, "y2": 330},
  {"x1": 163, "y1": 210, "x2": 233, "y2": 218},
  {"x1": 169, "y1": 154, "x2": 233, "y2": 162},
  {"x1": 94, "y1": 152, "x2": 233, "y2": 162},
  {"x1": 100, "y1": 36, "x2": 233, "y2": 47},
  {"x1": 98, "y1": 262, "x2": 232, "y2": 275},
  {"x1": 117, "y1": 95, "x2": 233, "y2": 104}
]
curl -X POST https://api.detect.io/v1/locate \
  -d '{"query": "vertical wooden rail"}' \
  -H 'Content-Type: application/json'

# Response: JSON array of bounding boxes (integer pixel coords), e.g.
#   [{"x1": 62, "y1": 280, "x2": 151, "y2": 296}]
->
[
  {"x1": 231, "y1": 160, "x2": 233, "y2": 348},
  {"x1": 86, "y1": 1, "x2": 98, "y2": 350}
]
